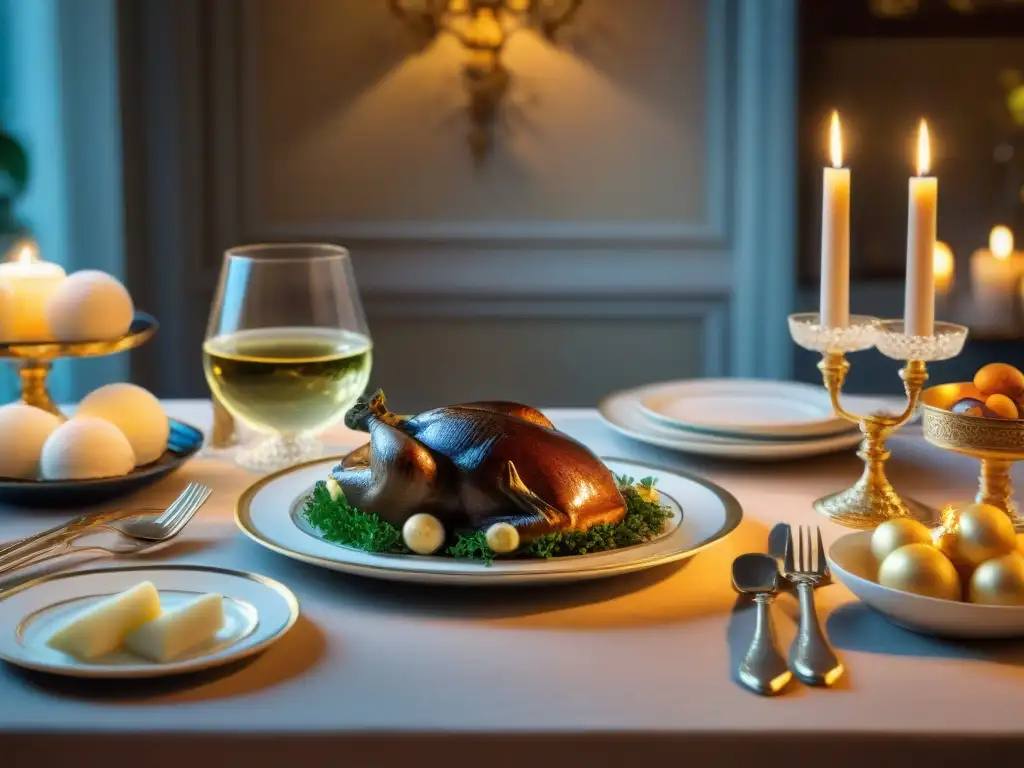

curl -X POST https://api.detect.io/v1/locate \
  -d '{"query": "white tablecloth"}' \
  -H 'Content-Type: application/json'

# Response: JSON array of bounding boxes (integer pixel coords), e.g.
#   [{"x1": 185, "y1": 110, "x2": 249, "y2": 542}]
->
[{"x1": 1, "y1": 400, "x2": 1022, "y2": 767}]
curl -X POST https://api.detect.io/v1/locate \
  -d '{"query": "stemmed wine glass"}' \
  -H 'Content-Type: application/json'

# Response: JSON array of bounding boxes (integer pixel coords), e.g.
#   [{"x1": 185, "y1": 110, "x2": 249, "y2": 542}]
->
[{"x1": 203, "y1": 243, "x2": 372, "y2": 473}]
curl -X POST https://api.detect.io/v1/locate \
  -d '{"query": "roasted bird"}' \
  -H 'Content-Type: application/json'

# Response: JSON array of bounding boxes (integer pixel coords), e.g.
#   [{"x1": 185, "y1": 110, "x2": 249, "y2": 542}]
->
[{"x1": 331, "y1": 391, "x2": 626, "y2": 541}]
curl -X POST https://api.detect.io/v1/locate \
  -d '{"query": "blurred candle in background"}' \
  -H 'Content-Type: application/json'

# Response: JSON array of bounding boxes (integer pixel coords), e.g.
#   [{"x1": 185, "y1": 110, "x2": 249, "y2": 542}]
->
[
  {"x1": 970, "y1": 225, "x2": 1018, "y2": 331},
  {"x1": 0, "y1": 238, "x2": 67, "y2": 342},
  {"x1": 905, "y1": 120, "x2": 937, "y2": 337},
  {"x1": 820, "y1": 111, "x2": 851, "y2": 328},
  {"x1": 933, "y1": 241, "x2": 954, "y2": 296}
]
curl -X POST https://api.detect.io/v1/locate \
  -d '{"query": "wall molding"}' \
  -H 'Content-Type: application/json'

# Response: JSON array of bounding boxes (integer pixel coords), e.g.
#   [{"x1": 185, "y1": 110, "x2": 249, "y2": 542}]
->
[
  {"x1": 365, "y1": 293, "x2": 730, "y2": 378},
  {"x1": 235, "y1": 0, "x2": 733, "y2": 250}
]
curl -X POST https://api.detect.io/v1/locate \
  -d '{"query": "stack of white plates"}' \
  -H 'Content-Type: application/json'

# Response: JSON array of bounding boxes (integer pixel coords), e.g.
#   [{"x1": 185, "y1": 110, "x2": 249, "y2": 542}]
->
[{"x1": 598, "y1": 379, "x2": 873, "y2": 461}]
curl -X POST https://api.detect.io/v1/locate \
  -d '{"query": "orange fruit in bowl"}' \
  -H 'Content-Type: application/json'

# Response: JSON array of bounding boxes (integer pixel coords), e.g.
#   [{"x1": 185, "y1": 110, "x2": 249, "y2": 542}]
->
[
  {"x1": 974, "y1": 363, "x2": 1024, "y2": 401},
  {"x1": 985, "y1": 393, "x2": 1019, "y2": 419}
]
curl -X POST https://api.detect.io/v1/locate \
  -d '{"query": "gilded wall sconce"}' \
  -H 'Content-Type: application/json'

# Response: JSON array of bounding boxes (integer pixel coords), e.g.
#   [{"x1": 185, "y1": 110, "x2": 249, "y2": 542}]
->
[{"x1": 389, "y1": 0, "x2": 582, "y2": 163}]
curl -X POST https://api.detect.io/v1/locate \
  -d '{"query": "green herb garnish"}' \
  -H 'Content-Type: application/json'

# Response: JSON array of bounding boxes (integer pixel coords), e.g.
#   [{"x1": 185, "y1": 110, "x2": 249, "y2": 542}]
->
[
  {"x1": 303, "y1": 474, "x2": 674, "y2": 565},
  {"x1": 526, "y1": 476, "x2": 673, "y2": 558},
  {"x1": 302, "y1": 481, "x2": 408, "y2": 554},
  {"x1": 448, "y1": 531, "x2": 495, "y2": 565}
]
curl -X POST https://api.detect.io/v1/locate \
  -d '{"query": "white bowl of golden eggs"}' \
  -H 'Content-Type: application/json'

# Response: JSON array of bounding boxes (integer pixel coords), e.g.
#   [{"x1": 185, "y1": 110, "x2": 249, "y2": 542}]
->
[
  {"x1": 0, "y1": 383, "x2": 170, "y2": 481},
  {"x1": 828, "y1": 504, "x2": 1024, "y2": 638}
]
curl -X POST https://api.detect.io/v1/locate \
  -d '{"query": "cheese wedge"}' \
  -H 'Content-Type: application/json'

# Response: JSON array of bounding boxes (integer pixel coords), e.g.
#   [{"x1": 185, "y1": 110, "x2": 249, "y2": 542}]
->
[
  {"x1": 46, "y1": 581, "x2": 162, "y2": 660},
  {"x1": 124, "y1": 593, "x2": 224, "y2": 663}
]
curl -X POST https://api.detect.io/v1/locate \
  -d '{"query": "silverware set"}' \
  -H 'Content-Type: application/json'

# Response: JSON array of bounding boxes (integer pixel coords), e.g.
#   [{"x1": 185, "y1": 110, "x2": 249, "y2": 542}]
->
[
  {"x1": 731, "y1": 522, "x2": 844, "y2": 696},
  {"x1": 0, "y1": 482, "x2": 211, "y2": 578}
]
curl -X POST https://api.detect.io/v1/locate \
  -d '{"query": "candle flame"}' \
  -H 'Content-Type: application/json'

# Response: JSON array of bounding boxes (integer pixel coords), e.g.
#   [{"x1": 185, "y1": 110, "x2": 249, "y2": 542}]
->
[
  {"x1": 14, "y1": 242, "x2": 39, "y2": 265},
  {"x1": 990, "y1": 225, "x2": 1014, "y2": 260},
  {"x1": 829, "y1": 111, "x2": 843, "y2": 168},
  {"x1": 916, "y1": 119, "x2": 931, "y2": 176}
]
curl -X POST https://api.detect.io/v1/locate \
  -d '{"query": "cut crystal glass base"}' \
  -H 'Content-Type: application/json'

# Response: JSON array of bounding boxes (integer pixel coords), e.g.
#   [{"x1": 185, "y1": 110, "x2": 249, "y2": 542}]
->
[{"x1": 787, "y1": 313, "x2": 878, "y2": 353}]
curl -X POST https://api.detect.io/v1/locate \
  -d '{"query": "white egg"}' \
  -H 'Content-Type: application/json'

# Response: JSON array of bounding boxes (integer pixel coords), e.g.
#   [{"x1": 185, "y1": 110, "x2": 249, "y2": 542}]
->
[
  {"x1": 0, "y1": 403, "x2": 63, "y2": 479},
  {"x1": 45, "y1": 270, "x2": 134, "y2": 341},
  {"x1": 485, "y1": 522, "x2": 520, "y2": 554},
  {"x1": 40, "y1": 417, "x2": 135, "y2": 480},
  {"x1": 402, "y1": 513, "x2": 445, "y2": 555},
  {"x1": 77, "y1": 383, "x2": 169, "y2": 466}
]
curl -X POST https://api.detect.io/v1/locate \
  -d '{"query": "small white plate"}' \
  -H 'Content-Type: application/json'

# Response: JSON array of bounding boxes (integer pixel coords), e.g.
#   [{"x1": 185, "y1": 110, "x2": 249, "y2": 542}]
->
[
  {"x1": 828, "y1": 531, "x2": 1024, "y2": 639},
  {"x1": 599, "y1": 384, "x2": 864, "y2": 461},
  {"x1": 0, "y1": 565, "x2": 300, "y2": 678},
  {"x1": 638, "y1": 379, "x2": 850, "y2": 439},
  {"x1": 235, "y1": 457, "x2": 742, "y2": 586}
]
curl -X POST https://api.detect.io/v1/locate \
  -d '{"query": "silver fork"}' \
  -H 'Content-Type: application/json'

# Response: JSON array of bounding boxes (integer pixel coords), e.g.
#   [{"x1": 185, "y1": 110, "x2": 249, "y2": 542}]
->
[
  {"x1": 783, "y1": 525, "x2": 844, "y2": 687},
  {"x1": 0, "y1": 483, "x2": 211, "y2": 576}
]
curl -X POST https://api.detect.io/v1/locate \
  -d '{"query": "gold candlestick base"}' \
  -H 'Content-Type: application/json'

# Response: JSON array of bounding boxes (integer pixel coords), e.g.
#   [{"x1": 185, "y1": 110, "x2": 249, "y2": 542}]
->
[
  {"x1": 814, "y1": 353, "x2": 932, "y2": 528},
  {"x1": 789, "y1": 315, "x2": 969, "y2": 530}
]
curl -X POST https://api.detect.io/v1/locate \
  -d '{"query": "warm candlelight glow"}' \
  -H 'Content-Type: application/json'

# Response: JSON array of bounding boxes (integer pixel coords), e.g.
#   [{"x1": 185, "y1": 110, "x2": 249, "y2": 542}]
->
[
  {"x1": 933, "y1": 241, "x2": 954, "y2": 294},
  {"x1": 916, "y1": 119, "x2": 931, "y2": 176},
  {"x1": 990, "y1": 225, "x2": 1014, "y2": 261},
  {"x1": 15, "y1": 245, "x2": 35, "y2": 265},
  {"x1": 7, "y1": 239, "x2": 40, "y2": 265},
  {"x1": 829, "y1": 111, "x2": 843, "y2": 169}
]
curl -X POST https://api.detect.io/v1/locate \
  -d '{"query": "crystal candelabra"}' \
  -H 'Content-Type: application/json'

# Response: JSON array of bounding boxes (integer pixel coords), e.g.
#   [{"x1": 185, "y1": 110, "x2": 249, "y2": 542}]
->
[{"x1": 789, "y1": 314, "x2": 969, "y2": 529}]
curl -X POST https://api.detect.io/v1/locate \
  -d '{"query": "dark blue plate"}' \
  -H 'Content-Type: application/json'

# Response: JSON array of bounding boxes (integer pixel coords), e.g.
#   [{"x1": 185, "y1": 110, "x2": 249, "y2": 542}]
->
[{"x1": 0, "y1": 419, "x2": 204, "y2": 507}]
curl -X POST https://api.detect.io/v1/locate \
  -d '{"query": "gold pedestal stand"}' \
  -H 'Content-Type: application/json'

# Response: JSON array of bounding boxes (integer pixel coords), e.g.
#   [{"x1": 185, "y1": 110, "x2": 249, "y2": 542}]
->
[
  {"x1": 921, "y1": 383, "x2": 1024, "y2": 527},
  {"x1": 813, "y1": 353, "x2": 934, "y2": 528},
  {"x1": 0, "y1": 312, "x2": 157, "y2": 417},
  {"x1": 789, "y1": 314, "x2": 969, "y2": 530}
]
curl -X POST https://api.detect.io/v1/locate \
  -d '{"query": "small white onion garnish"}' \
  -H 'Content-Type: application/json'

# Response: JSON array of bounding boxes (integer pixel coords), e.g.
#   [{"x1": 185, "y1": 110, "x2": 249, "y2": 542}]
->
[
  {"x1": 403, "y1": 513, "x2": 445, "y2": 555},
  {"x1": 325, "y1": 477, "x2": 343, "y2": 502},
  {"x1": 485, "y1": 522, "x2": 520, "y2": 554}
]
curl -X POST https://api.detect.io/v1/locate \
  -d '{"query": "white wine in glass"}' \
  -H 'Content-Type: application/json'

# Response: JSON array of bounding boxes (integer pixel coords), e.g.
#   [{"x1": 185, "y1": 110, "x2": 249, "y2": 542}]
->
[{"x1": 203, "y1": 244, "x2": 371, "y2": 472}]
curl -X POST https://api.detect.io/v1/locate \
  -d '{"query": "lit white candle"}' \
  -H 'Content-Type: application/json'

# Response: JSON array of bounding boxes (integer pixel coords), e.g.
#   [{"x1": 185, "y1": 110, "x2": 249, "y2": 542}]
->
[
  {"x1": 0, "y1": 239, "x2": 67, "y2": 342},
  {"x1": 905, "y1": 120, "x2": 937, "y2": 337},
  {"x1": 970, "y1": 226, "x2": 1018, "y2": 329},
  {"x1": 820, "y1": 111, "x2": 851, "y2": 328}
]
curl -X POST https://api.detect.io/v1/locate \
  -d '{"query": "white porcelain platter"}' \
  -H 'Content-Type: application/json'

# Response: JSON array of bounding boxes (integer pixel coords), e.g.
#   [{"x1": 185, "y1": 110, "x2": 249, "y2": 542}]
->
[
  {"x1": 0, "y1": 565, "x2": 299, "y2": 678},
  {"x1": 828, "y1": 531, "x2": 1024, "y2": 639},
  {"x1": 235, "y1": 457, "x2": 742, "y2": 586},
  {"x1": 598, "y1": 382, "x2": 865, "y2": 461},
  {"x1": 638, "y1": 379, "x2": 851, "y2": 439}
]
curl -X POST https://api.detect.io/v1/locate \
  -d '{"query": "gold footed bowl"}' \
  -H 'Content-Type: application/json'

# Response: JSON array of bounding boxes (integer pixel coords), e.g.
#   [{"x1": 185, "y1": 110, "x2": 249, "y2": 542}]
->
[
  {"x1": 0, "y1": 312, "x2": 157, "y2": 417},
  {"x1": 921, "y1": 383, "x2": 1024, "y2": 528}
]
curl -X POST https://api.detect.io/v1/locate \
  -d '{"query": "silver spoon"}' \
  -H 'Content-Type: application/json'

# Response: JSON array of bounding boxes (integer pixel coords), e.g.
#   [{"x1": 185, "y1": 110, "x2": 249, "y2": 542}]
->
[{"x1": 732, "y1": 553, "x2": 792, "y2": 696}]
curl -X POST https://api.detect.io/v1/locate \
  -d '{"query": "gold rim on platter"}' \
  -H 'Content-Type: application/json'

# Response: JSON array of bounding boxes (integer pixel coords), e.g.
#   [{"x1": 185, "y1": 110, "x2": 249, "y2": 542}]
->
[{"x1": 234, "y1": 455, "x2": 744, "y2": 582}]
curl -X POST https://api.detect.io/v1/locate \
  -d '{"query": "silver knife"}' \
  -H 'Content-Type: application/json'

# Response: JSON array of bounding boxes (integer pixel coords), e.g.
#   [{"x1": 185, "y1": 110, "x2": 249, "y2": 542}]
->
[{"x1": 768, "y1": 523, "x2": 790, "y2": 571}]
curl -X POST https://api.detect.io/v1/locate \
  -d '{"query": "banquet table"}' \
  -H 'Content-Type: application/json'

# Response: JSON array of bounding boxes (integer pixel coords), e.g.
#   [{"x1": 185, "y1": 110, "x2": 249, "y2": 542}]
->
[{"x1": 2, "y1": 399, "x2": 1024, "y2": 767}]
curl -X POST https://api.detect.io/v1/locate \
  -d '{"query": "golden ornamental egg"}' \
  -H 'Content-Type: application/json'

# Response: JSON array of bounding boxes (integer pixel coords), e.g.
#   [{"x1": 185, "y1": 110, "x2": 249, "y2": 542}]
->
[
  {"x1": 954, "y1": 503, "x2": 1017, "y2": 567},
  {"x1": 870, "y1": 518, "x2": 933, "y2": 565},
  {"x1": 878, "y1": 544, "x2": 961, "y2": 601},
  {"x1": 968, "y1": 553, "x2": 1024, "y2": 606}
]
